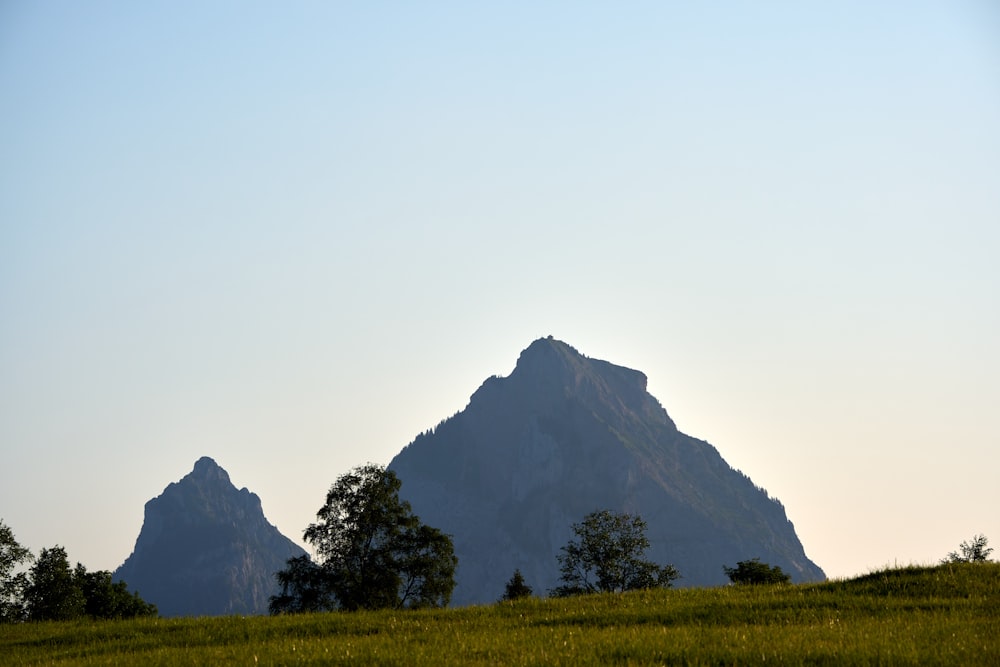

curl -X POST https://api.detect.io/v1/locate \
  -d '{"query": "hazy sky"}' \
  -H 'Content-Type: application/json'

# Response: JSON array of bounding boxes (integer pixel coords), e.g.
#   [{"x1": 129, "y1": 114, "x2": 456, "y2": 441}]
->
[{"x1": 2, "y1": 2, "x2": 998, "y2": 584}]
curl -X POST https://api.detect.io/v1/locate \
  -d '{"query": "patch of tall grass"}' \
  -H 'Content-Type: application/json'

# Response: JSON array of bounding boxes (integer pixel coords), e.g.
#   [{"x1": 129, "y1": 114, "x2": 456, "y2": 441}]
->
[{"x1": 2, "y1": 562, "x2": 997, "y2": 665}]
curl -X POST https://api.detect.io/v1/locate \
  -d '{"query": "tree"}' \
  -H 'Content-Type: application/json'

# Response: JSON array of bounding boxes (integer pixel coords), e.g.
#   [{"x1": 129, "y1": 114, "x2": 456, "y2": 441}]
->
[
  {"x1": 551, "y1": 510, "x2": 679, "y2": 597},
  {"x1": 393, "y1": 523, "x2": 458, "y2": 609},
  {"x1": 24, "y1": 546, "x2": 85, "y2": 621},
  {"x1": 74, "y1": 565, "x2": 157, "y2": 619},
  {"x1": 270, "y1": 555, "x2": 335, "y2": 614},
  {"x1": 500, "y1": 569, "x2": 533, "y2": 602},
  {"x1": 942, "y1": 534, "x2": 993, "y2": 564},
  {"x1": 2, "y1": 530, "x2": 154, "y2": 623},
  {"x1": 1, "y1": 520, "x2": 33, "y2": 623},
  {"x1": 270, "y1": 464, "x2": 457, "y2": 613},
  {"x1": 723, "y1": 558, "x2": 791, "y2": 585}
]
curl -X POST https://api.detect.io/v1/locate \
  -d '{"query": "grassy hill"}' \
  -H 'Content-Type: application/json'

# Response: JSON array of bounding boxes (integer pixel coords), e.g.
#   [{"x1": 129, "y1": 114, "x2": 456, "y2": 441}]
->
[{"x1": 2, "y1": 562, "x2": 997, "y2": 665}]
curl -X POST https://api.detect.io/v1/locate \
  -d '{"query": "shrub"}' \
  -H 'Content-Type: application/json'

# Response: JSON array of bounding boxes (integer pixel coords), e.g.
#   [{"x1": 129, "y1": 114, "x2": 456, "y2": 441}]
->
[{"x1": 723, "y1": 558, "x2": 791, "y2": 585}]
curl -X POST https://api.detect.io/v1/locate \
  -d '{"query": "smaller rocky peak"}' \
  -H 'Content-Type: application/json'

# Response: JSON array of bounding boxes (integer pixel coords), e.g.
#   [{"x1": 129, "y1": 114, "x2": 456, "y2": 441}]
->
[
  {"x1": 115, "y1": 457, "x2": 307, "y2": 616},
  {"x1": 194, "y1": 458, "x2": 263, "y2": 516},
  {"x1": 191, "y1": 456, "x2": 231, "y2": 485}
]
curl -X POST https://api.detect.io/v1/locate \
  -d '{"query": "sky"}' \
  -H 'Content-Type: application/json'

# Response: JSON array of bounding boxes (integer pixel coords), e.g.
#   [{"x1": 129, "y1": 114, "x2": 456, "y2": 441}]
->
[{"x1": 1, "y1": 2, "x2": 998, "y2": 583}]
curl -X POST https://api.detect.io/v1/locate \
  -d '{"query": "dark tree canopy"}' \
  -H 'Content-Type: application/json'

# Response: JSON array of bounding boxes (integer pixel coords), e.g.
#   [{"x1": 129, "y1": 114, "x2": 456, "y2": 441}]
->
[
  {"x1": 20, "y1": 546, "x2": 157, "y2": 622},
  {"x1": 552, "y1": 510, "x2": 679, "y2": 597},
  {"x1": 723, "y1": 558, "x2": 791, "y2": 585},
  {"x1": 2, "y1": 521, "x2": 156, "y2": 623},
  {"x1": 500, "y1": 569, "x2": 532, "y2": 602},
  {"x1": 271, "y1": 464, "x2": 457, "y2": 613},
  {"x1": 1, "y1": 519, "x2": 33, "y2": 623},
  {"x1": 942, "y1": 534, "x2": 993, "y2": 564},
  {"x1": 24, "y1": 546, "x2": 85, "y2": 621},
  {"x1": 269, "y1": 555, "x2": 334, "y2": 614},
  {"x1": 74, "y1": 565, "x2": 158, "y2": 619}
]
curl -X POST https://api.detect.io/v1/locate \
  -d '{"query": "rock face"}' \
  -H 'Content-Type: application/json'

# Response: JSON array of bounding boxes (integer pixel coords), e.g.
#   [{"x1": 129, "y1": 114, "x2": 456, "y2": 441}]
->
[
  {"x1": 114, "y1": 457, "x2": 306, "y2": 616},
  {"x1": 389, "y1": 337, "x2": 825, "y2": 606}
]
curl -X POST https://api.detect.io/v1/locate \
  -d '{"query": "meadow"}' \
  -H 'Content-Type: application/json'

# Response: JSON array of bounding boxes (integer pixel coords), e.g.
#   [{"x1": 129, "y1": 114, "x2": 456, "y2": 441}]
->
[{"x1": 2, "y1": 563, "x2": 997, "y2": 665}]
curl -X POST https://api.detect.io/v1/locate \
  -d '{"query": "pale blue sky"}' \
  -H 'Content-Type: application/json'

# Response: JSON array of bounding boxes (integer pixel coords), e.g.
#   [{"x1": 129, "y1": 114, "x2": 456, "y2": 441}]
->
[{"x1": 2, "y1": 2, "x2": 998, "y2": 583}]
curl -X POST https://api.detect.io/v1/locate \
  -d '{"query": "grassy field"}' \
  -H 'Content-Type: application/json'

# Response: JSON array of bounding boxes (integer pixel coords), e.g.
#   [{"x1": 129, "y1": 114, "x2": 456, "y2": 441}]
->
[{"x1": 3, "y1": 563, "x2": 998, "y2": 665}]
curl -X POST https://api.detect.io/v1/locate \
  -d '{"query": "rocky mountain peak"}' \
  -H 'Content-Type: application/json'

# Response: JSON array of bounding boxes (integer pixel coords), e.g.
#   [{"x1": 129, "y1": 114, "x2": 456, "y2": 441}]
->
[
  {"x1": 191, "y1": 456, "x2": 231, "y2": 484},
  {"x1": 391, "y1": 338, "x2": 824, "y2": 605},
  {"x1": 513, "y1": 336, "x2": 645, "y2": 389},
  {"x1": 482, "y1": 336, "x2": 670, "y2": 434},
  {"x1": 114, "y1": 457, "x2": 305, "y2": 616},
  {"x1": 512, "y1": 336, "x2": 585, "y2": 376}
]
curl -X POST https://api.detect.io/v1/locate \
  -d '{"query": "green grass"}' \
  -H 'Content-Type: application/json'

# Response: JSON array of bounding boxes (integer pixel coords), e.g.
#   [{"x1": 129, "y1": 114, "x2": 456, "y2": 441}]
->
[{"x1": 3, "y1": 563, "x2": 998, "y2": 665}]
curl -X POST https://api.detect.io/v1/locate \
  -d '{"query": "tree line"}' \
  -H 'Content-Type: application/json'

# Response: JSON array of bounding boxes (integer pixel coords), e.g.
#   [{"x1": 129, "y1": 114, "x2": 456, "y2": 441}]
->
[
  {"x1": 0, "y1": 522, "x2": 156, "y2": 623},
  {"x1": 269, "y1": 464, "x2": 996, "y2": 613},
  {"x1": 274, "y1": 463, "x2": 923, "y2": 613}
]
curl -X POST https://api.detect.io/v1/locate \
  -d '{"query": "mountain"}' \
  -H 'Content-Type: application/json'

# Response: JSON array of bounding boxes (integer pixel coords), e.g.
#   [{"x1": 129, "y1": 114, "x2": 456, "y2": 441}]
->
[
  {"x1": 114, "y1": 457, "x2": 306, "y2": 616},
  {"x1": 389, "y1": 337, "x2": 825, "y2": 606}
]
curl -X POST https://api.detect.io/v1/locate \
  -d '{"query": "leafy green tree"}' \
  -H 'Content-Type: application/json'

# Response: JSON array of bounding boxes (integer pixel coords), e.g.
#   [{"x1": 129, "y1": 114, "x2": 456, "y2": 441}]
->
[
  {"x1": 393, "y1": 523, "x2": 458, "y2": 609},
  {"x1": 271, "y1": 464, "x2": 457, "y2": 613},
  {"x1": 4, "y1": 530, "x2": 154, "y2": 623},
  {"x1": 270, "y1": 555, "x2": 334, "y2": 614},
  {"x1": 942, "y1": 534, "x2": 993, "y2": 564},
  {"x1": 24, "y1": 546, "x2": 85, "y2": 621},
  {"x1": 552, "y1": 510, "x2": 679, "y2": 597},
  {"x1": 74, "y1": 565, "x2": 157, "y2": 619},
  {"x1": 1, "y1": 519, "x2": 34, "y2": 623},
  {"x1": 723, "y1": 558, "x2": 791, "y2": 585},
  {"x1": 500, "y1": 569, "x2": 533, "y2": 602}
]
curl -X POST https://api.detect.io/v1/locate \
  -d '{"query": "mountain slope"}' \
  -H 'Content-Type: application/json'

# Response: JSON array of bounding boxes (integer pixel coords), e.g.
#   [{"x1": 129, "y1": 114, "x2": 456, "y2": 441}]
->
[
  {"x1": 114, "y1": 457, "x2": 306, "y2": 616},
  {"x1": 389, "y1": 337, "x2": 824, "y2": 605}
]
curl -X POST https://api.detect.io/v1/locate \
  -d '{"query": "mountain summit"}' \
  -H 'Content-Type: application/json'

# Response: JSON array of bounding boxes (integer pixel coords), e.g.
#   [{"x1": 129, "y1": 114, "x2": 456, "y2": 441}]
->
[
  {"x1": 389, "y1": 337, "x2": 824, "y2": 605},
  {"x1": 114, "y1": 457, "x2": 306, "y2": 616}
]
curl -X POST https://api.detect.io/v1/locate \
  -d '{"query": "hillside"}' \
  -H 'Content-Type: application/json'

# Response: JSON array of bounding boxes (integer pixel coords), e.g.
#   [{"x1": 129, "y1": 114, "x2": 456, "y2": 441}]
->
[{"x1": 5, "y1": 563, "x2": 997, "y2": 665}]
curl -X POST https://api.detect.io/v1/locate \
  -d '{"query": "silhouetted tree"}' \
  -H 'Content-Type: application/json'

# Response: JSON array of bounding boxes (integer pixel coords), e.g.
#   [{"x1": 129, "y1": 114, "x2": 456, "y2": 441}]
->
[
  {"x1": 3, "y1": 531, "x2": 154, "y2": 623},
  {"x1": 270, "y1": 555, "x2": 334, "y2": 614},
  {"x1": 393, "y1": 523, "x2": 458, "y2": 609},
  {"x1": 0, "y1": 520, "x2": 33, "y2": 623},
  {"x1": 270, "y1": 464, "x2": 457, "y2": 613},
  {"x1": 24, "y1": 546, "x2": 85, "y2": 621},
  {"x1": 723, "y1": 558, "x2": 791, "y2": 585},
  {"x1": 500, "y1": 569, "x2": 533, "y2": 602},
  {"x1": 942, "y1": 534, "x2": 993, "y2": 564},
  {"x1": 552, "y1": 510, "x2": 679, "y2": 597},
  {"x1": 74, "y1": 565, "x2": 157, "y2": 619}
]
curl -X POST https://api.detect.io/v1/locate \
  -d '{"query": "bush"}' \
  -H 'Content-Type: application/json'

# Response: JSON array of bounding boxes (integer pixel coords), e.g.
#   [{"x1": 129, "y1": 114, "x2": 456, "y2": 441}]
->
[
  {"x1": 941, "y1": 534, "x2": 993, "y2": 564},
  {"x1": 500, "y1": 570, "x2": 532, "y2": 602},
  {"x1": 551, "y1": 510, "x2": 678, "y2": 597},
  {"x1": 723, "y1": 558, "x2": 791, "y2": 585}
]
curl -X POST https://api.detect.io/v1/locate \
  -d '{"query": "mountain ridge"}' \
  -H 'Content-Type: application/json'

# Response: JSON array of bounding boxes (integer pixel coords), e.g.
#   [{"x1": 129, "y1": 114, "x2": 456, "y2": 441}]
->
[{"x1": 390, "y1": 337, "x2": 824, "y2": 605}]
